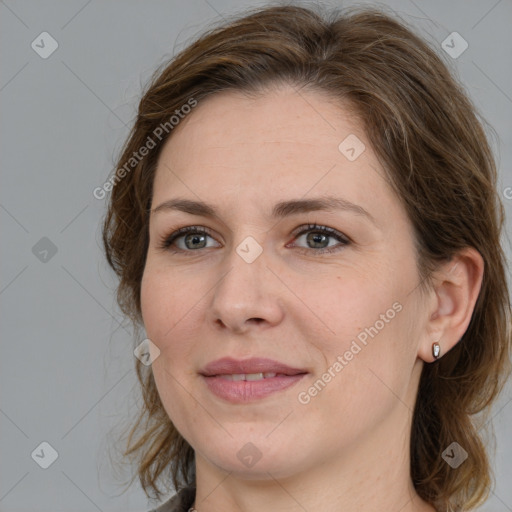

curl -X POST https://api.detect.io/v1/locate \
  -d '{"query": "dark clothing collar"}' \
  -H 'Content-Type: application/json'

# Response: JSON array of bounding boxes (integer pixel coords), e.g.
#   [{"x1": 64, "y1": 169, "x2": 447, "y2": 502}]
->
[{"x1": 151, "y1": 486, "x2": 196, "y2": 512}]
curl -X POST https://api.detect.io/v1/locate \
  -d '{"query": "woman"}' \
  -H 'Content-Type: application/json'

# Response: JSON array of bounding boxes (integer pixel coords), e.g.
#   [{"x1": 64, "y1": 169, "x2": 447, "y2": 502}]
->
[{"x1": 102, "y1": 4, "x2": 511, "y2": 512}]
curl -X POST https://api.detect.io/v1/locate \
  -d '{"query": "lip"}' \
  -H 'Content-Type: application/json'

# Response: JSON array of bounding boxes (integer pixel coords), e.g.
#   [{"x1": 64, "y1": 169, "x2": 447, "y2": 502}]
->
[
  {"x1": 200, "y1": 357, "x2": 307, "y2": 377},
  {"x1": 199, "y1": 357, "x2": 308, "y2": 404}
]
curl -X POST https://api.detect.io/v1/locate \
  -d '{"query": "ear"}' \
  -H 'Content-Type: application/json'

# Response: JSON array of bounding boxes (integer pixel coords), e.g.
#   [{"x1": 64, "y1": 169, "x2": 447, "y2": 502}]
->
[{"x1": 418, "y1": 247, "x2": 484, "y2": 363}]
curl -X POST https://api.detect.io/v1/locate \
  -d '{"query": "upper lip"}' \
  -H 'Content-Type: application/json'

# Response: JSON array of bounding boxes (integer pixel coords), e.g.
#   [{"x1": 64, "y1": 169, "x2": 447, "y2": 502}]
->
[{"x1": 200, "y1": 357, "x2": 308, "y2": 377}]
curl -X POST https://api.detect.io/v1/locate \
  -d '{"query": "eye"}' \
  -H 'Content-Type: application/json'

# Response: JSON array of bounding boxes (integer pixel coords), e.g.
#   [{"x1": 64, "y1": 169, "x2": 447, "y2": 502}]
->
[
  {"x1": 158, "y1": 226, "x2": 220, "y2": 252},
  {"x1": 158, "y1": 223, "x2": 350, "y2": 255},
  {"x1": 288, "y1": 223, "x2": 350, "y2": 254}
]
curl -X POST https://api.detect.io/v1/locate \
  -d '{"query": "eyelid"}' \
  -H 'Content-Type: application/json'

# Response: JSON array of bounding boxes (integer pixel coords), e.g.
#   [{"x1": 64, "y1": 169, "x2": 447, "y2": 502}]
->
[{"x1": 290, "y1": 223, "x2": 351, "y2": 242}]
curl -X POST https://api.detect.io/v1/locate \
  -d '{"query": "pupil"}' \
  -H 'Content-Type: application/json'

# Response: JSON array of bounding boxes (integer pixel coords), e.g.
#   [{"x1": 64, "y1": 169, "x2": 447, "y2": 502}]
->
[
  {"x1": 187, "y1": 234, "x2": 205, "y2": 249},
  {"x1": 309, "y1": 232, "x2": 327, "y2": 248}
]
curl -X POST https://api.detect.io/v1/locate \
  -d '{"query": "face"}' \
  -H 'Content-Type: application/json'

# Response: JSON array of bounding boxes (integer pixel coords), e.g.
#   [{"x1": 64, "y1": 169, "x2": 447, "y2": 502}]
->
[{"x1": 141, "y1": 85, "x2": 428, "y2": 480}]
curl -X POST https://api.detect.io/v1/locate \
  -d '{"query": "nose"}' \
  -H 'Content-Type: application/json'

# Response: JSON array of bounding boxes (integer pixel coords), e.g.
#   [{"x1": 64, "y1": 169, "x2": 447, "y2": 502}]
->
[{"x1": 207, "y1": 243, "x2": 284, "y2": 334}]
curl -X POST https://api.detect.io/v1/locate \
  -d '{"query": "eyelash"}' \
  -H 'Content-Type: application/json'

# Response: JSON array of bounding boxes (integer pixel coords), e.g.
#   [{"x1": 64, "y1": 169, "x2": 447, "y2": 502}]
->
[{"x1": 158, "y1": 223, "x2": 350, "y2": 255}]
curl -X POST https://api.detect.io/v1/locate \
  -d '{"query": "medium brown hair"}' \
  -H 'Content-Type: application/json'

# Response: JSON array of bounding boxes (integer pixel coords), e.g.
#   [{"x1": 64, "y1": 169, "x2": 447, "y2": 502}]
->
[{"x1": 102, "y1": 4, "x2": 512, "y2": 511}]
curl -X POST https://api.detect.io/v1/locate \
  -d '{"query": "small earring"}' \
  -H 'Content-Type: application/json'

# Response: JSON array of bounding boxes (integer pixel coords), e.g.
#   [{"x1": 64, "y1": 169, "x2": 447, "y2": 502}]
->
[{"x1": 432, "y1": 342, "x2": 441, "y2": 359}]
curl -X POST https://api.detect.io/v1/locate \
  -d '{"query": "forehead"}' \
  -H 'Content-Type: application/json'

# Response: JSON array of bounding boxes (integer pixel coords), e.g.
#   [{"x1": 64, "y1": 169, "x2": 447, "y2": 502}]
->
[
  {"x1": 151, "y1": 86, "x2": 403, "y2": 228},
  {"x1": 158, "y1": 86, "x2": 360, "y2": 164}
]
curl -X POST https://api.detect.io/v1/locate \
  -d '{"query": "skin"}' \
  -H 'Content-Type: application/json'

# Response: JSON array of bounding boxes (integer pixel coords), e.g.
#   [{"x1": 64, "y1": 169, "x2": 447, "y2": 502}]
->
[{"x1": 140, "y1": 85, "x2": 484, "y2": 512}]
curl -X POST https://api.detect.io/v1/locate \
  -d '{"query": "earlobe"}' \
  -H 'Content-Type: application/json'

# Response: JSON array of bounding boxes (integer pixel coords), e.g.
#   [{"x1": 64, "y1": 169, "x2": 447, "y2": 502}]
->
[{"x1": 418, "y1": 247, "x2": 484, "y2": 363}]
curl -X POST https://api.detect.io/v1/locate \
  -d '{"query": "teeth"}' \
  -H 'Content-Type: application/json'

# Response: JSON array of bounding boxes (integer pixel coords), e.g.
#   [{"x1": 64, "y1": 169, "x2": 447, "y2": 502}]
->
[
  {"x1": 219, "y1": 372, "x2": 278, "y2": 381},
  {"x1": 246, "y1": 373, "x2": 265, "y2": 381}
]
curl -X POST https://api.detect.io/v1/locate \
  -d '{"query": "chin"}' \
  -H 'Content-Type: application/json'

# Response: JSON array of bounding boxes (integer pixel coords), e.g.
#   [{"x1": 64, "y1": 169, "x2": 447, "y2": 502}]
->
[{"x1": 201, "y1": 435, "x2": 311, "y2": 480}]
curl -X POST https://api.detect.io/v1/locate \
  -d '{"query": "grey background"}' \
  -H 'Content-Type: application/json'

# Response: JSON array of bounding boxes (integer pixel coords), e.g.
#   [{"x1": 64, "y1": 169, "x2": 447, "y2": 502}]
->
[{"x1": 1, "y1": 0, "x2": 511, "y2": 511}]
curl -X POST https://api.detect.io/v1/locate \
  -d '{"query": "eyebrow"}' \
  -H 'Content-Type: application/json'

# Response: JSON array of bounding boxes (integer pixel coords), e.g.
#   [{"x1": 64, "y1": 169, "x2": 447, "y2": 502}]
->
[{"x1": 151, "y1": 195, "x2": 376, "y2": 225}]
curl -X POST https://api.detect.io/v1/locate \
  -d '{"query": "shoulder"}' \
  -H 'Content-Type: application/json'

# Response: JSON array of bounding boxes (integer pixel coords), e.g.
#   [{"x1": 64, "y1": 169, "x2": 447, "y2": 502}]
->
[{"x1": 147, "y1": 486, "x2": 196, "y2": 512}]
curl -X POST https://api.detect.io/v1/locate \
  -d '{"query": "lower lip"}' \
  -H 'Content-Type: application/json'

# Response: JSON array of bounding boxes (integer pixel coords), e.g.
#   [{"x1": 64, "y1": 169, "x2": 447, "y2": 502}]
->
[{"x1": 201, "y1": 374, "x2": 307, "y2": 403}]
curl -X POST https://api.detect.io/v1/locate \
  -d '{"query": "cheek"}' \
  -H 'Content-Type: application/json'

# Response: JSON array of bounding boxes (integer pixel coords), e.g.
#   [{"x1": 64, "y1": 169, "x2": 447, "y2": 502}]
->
[
  {"x1": 140, "y1": 261, "x2": 190, "y2": 333},
  {"x1": 140, "y1": 263, "x2": 205, "y2": 371},
  {"x1": 140, "y1": 268, "x2": 165, "y2": 339},
  {"x1": 140, "y1": 267, "x2": 200, "y2": 425},
  {"x1": 140, "y1": 265, "x2": 185, "y2": 353},
  {"x1": 304, "y1": 305, "x2": 414, "y2": 431},
  {"x1": 318, "y1": 271, "x2": 398, "y2": 340},
  {"x1": 311, "y1": 262, "x2": 416, "y2": 389}
]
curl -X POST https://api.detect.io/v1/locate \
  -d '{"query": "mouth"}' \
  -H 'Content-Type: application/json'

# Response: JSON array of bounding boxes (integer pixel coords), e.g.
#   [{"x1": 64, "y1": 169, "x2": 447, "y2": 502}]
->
[{"x1": 199, "y1": 357, "x2": 308, "y2": 403}]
